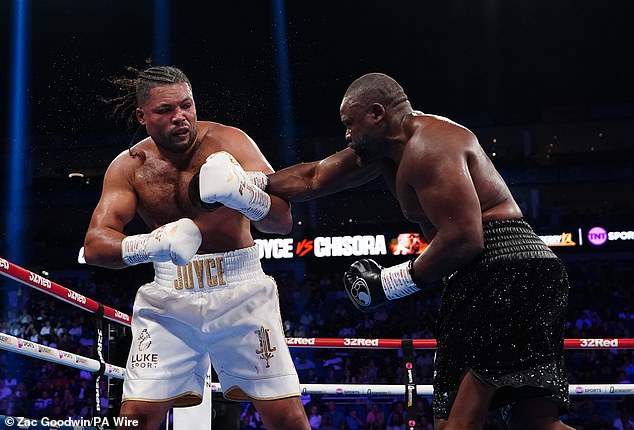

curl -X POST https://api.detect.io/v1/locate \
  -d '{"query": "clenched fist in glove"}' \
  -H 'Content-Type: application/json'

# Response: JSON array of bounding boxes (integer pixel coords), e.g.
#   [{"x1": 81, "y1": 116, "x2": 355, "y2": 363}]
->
[
  {"x1": 121, "y1": 218, "x2": 202, "y2": 266},
  {"x1": 343, "y1": 258, "x2": 422, "y2": 312},
  {"x1": 199, "y1": 151, "x2": 271, "y2": 221}
]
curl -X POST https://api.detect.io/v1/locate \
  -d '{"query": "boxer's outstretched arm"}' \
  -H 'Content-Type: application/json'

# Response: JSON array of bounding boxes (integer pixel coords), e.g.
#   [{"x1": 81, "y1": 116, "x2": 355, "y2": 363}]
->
[
  {"x1": 267, "y1": 147, "x2": 380, "y2": 202},
  {"x1": 213, "y1": 126, "x2": 293, "y2": 235}
]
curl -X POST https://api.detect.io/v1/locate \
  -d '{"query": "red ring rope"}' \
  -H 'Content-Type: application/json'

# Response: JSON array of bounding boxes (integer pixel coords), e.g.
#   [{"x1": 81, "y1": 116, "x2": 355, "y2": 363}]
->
[
  {"x1": 0, "y1": 256, "x2": 131, "y2": 326},
  {"x1": 2, "y1": 256, "x2": 633, "y2": 350}
]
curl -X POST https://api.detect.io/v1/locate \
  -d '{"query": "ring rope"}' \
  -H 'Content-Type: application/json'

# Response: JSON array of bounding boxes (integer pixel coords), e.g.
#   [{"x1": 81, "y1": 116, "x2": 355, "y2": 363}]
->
[
  {"x1": 0, "y1": 256, "x2": 131, "y2": 327},
  {"x1": 0, "y1": 333, "x2": 631, "y2": 397},
  {"x1": 1, "y1": 256, "x2": 632, "y2": 350},
  {"x1": 0, "y1": 332, "x2": 125, "y2": 379},
  {"x1": 284, "y1": 337, "x2": 633, "y2": 349}
]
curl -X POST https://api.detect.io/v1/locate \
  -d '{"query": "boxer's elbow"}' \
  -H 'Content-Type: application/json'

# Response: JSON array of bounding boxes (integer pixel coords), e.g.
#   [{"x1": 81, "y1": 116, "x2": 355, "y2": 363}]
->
[
  {"x1": 253, "y1": 204, "x2": 293, "y2": 235},
  {"x1": 277, "y1": 210, "x2": 294, "y2": 235},
  {"x1": 279, "y1": 218, "x2": 293, "y2": 235},
  {"x1": 83, "y1": 231, "x2": 126, "y2": 269},
  {"x1": 82, "y1": 233, "x2": 99, "y2": 264},
  {"x1": 442, "y1": 231, "x2": 483, "y2": 266},
  {"x1": 456, "y1": 235, "x2": 484, "y2": 263},
  {"x1": 268, "y1": 163, "x2": 322, "y2": 202},
  {"x1": 278, "y1": 198, "x2": 294, "y2": 234},
  {"x1": 253, "y1": 219, "x2": 292, "y2": 236}
]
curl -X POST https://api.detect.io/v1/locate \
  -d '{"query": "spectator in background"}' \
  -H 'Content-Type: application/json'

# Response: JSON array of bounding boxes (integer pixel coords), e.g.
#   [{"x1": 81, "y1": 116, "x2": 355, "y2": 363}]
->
[
  {"x1": 32, "y1": 390, "x2": 53, "y2": 415},
  {"x1": 241, "y1": 404, "x2": 264, "y2": 429},
  {"x1": 239, "y1": 415, "x2": 254, "y2": 430},
  {"x1": 345, "y1": 408, "x2": 365, "y2": 430},
  {"x1": 308, "y1": 404, "x2": 323, "y2": 430},
  {"x1": 321, "y1": 414, "x2": 341, "y2": 430},
  {"x1": 28, "y1": 327, "x2": 39, "y2": 343},
  {"x1": 365, "y1": 403, "x2": 385, "y2": 430},
  {"x1": 385, "y1": 413, "x2": 405, "y2": 430},
  {"x1": 323, "y1": 401, "x2": 345, "y2": 430},
  {"x1": 39, "y1": 320, "x2": 52, "y2": 338},
  {"x1": 0, "y1": 380, "x2": 12, "y2": 403},
  {"x1": 295, "y1": 353, "x2": 317, "y2": 380},
  {"x1": 386, "y1": 401, "x2": 405, "y2": 424},
  {"x1": 67, "y1": 321, "x2": 83, "y2": 340},
  {"x1": 3, "y1": 372, "x2": 17, "y2": 390},
  {"x1": 614, "y1": 415, "x2": 634, "y2": 430}
]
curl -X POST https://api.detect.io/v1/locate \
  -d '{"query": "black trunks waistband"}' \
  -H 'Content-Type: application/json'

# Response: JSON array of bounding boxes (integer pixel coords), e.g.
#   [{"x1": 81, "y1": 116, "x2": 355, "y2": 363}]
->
[{"x1": 477, "y1": 219, "x2": 556, "y2": 264}]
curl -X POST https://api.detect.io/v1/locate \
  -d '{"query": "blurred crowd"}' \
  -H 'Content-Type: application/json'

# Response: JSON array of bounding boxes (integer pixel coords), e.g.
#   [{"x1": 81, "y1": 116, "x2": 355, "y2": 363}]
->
[{"x1": 0, "y1": 255, "x2": 633, "y2": 429}]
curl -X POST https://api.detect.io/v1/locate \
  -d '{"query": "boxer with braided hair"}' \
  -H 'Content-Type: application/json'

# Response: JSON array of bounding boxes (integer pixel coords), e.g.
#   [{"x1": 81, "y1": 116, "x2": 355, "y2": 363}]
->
[
  {"x1": 243, "y1": 73, "x2": 574, "y2": 430},
  {"x1": 84, "y1": 66, "x2": 310, "y2": 430}
]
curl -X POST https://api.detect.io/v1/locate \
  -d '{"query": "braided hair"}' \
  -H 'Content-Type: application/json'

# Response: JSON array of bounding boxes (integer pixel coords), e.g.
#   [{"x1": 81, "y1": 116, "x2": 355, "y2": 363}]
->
[
  {"x1": 105, "y1": 65, "x2": 192, "y2": 126},
  {"x1": 103, "y1": 65, "x2": 192, "y2": 156}
]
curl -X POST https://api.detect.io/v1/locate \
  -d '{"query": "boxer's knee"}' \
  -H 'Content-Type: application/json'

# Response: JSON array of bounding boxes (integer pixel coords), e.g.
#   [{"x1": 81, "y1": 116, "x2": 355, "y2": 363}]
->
[
  {"x1": 506, "y1": 397, "x2": 572, "y2": 430},
  {"x1": 253, "y1": 397, "x2": 310, "y2": 430},
  {"x1": 118, "y1": 399, "x2": 173, "y2": 430}
]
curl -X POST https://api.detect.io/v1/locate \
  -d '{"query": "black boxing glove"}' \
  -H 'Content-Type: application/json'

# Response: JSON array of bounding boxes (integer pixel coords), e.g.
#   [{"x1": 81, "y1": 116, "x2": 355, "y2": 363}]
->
[
  {"x1": 188, "y1": 172, "x2": 224, "y2": 212},
  {"x1": 343, "y1": 258, "x2": 422, "y2": 312}
]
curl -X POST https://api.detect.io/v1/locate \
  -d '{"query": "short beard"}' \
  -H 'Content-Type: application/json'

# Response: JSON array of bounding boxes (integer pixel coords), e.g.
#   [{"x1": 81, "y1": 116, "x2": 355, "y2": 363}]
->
[
  {"x1": 165, "y1": 126, "x2": 198, "y2": 153},
  {"x1": 349, "y1": 137, "x2": 381, "y2": 166},
  {"x1": 354, "y1": 148, "x2": 374, "y2": 166}
]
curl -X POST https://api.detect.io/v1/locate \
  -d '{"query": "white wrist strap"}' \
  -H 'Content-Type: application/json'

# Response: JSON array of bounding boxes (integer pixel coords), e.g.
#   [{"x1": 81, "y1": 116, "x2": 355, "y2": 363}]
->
[
  {"x1": 246, "y1": 171, "x2": 269, "y2": 191},
  {"x1": 381, "y1": 260, "x2": 421, "y2": 300},
  {"x1": 241, "y1": 184, "x2": 271, "y2": 221},
  {"x1": 121, "y1": 234, "x2": 151, "y2": 266}
]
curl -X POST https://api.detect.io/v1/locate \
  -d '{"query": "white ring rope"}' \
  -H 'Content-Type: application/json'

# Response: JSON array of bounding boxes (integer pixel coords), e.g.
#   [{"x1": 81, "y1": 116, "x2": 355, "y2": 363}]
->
[
  {"x1": 0, "y1": 332, "x2": 125, "y2": 379},
  {"x1": 1, "y1": 332, "x2": 633, "y2": 396}
]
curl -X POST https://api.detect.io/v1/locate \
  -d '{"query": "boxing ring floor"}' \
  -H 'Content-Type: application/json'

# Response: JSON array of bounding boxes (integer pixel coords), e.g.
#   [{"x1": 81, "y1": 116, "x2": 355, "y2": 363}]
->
[{"x1": 1, "y1": 256, "x2": 633, "y2": 429}]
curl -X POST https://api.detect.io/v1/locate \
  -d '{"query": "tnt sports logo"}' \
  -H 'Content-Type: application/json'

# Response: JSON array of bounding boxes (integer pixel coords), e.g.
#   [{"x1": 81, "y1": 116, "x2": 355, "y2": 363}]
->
[
  {"x1": 575, "y1": 386, "x2": 603, "y2": 394},
  {"x1": 350, "y1": 278, "x2": 372, "y2": 306},
  {"x1": 588, "y1": 227, "x2": 608, "y2": 246}
]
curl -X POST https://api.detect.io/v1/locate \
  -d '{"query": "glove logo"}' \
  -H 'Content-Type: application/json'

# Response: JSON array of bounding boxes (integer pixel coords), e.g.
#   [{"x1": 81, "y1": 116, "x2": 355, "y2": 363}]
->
[{"x1": 350, "y1": 278, "x2": 372, "y2": 307}]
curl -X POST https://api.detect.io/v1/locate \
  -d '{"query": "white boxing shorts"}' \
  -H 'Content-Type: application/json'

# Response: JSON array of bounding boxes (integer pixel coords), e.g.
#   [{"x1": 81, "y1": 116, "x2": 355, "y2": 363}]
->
[{"x1": 122, "y1": 245, "x2": 300, "y2": 407}]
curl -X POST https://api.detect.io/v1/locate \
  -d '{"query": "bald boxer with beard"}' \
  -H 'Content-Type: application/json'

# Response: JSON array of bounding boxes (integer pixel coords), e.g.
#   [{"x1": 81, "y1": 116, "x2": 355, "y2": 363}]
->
[
  {"x1": 83, "y1": 66, "x2": 310, "y2": 430},
  {"x1": 216, "y1": 73, "x2": 574, "y2": 430}
]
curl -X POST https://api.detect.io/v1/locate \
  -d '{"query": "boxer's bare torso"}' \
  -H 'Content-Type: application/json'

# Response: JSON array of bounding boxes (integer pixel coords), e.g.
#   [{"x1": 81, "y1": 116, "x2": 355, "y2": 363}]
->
[{"x1": 109, "y1": 121, "x2": 259, "y2": 253}]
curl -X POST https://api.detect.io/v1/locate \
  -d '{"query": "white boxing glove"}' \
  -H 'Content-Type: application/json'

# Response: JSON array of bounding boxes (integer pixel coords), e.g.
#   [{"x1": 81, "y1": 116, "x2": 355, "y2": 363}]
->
[
  {"x1": 199, "y1": 151, "x2": 271, "y2": 221},
  {"x1": 121, "y1": 218, "x2": 202, "y2": 266}
]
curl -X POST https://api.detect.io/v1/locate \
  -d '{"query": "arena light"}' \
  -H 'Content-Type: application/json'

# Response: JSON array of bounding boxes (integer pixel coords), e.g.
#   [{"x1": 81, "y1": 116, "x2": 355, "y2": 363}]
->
[
  {"x1": 153, "y1": 0, "x2": 171, "y2": 65},
  {"x1": 5, "y1": 0, "x2": 30, "y2": 265},
  {"x1": 271, "y1": 0, "x2": 297, "y2": 163},
  {"x1": 4, "y1": 0, "x2": 31, "y2": 386}
]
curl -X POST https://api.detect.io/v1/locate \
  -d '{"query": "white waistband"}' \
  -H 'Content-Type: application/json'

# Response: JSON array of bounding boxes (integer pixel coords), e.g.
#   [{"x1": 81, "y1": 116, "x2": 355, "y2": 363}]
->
[{"x1": 153, "y1": 245, "x2": 264, "y2": 291}]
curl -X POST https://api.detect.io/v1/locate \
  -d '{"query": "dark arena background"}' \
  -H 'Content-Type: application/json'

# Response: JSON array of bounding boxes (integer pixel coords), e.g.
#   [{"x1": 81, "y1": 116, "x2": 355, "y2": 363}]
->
[{"x1": 1, "y1": 1, "x2": 634, "y2": 429}]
